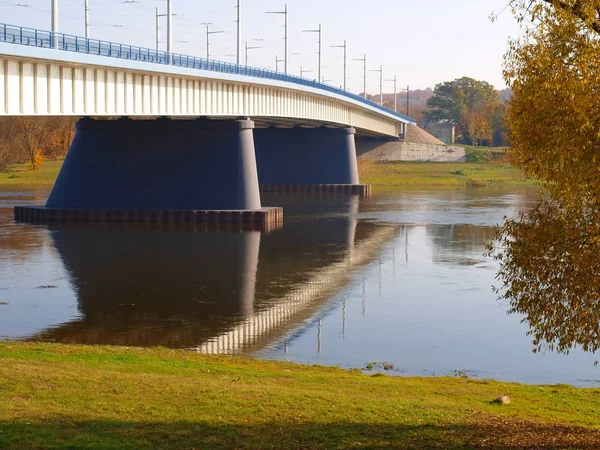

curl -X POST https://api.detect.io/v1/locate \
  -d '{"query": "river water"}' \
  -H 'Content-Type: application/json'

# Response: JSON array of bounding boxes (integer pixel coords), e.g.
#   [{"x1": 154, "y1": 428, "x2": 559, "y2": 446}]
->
[{"x1": 1, "y1": 187, "x2": 598, "y2": 386}]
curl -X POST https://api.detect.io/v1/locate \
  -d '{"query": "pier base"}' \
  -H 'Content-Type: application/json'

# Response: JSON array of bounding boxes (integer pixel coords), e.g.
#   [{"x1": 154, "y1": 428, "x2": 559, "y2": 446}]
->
[
  {"x1": 14, "y1": 205, "x2": 283, "y2": 230},
  {"x1": 254, "y1": 126, "x2": 361, "y2": 185},
  {"x1": 14, "y1": 118, "x2": 280, "y2": 227},
  {"x1": 260, "y1": 184, "x2": 371, "y2": 196}
]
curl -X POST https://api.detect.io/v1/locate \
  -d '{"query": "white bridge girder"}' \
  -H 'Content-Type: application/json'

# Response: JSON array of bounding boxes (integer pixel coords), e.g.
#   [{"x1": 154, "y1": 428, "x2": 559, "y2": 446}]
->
[{"x1": 0, "y1": 50, "x2": 404, "y2": 137}]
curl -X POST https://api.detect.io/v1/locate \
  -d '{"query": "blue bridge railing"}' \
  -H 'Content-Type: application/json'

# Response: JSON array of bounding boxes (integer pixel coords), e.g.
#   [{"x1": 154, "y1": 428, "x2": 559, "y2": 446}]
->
[{"x1": 0, "y1": 23, "x2": 415, "y2": 124}]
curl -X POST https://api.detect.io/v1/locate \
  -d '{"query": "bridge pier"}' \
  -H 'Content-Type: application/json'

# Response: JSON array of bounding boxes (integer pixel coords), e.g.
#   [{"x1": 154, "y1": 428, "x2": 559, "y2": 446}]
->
[
  {"x1": 15, "y1": 118, "x2": 282, "y2": 227},
  {"x1": 254, "y1": 127, "x2": 370, "y2": 196}
]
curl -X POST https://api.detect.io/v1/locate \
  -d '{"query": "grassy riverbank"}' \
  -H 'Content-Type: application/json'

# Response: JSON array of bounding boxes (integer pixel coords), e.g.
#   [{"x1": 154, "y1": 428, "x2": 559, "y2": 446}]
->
[
  {"x1": 0, "y1": 151, "x2": 532, "y2": 191},
  {"x1": 359, "y1": 147, "x2": 533, "y2": 188},
  {"x1": 0, "y1": 159, "x2": 63, "y2": 189},
  {"x1": 0, "y1": 342, "x2": 599, "y2": 449}
]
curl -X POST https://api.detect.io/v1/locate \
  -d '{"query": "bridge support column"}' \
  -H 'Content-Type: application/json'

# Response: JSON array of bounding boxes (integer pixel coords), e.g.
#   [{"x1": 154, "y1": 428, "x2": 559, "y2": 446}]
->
[
  {"x1": 15, "y1": 118, "x2": 282, "y2": 227},
  {"x1": 253, "y1": 127, "x2": 370, "y2": 196}
]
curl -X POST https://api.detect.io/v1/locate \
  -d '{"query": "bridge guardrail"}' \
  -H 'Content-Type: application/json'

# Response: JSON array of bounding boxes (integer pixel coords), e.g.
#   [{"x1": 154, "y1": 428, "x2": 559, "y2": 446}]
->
[{"x1": 0, "y1": 22, "x2": 416, "y2": 124}]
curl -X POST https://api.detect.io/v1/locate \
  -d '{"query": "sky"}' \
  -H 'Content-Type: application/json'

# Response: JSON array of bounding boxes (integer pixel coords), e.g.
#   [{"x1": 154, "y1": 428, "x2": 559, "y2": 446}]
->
[{"x1": 0, "y1": 0, "x2": 522, "y2": 94}]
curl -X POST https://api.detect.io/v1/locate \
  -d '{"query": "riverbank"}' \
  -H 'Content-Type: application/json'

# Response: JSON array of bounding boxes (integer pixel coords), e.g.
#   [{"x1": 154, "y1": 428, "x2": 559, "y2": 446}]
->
[
  {"x1": 0, "y1": 159, "x2": 63, "y2": 189},
  {"x1": 1, "y1": 154, "x2": 533, "y2": 190},
  {"x1": 0, "y1": 342, "x2": 598, "y2": 449},
  {"x1": 359, "y1": 160, "x2": 532, "y2": 188}
]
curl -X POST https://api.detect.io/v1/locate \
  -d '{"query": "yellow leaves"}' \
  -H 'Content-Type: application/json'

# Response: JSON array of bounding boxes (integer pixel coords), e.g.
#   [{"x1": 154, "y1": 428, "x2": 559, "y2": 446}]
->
[{"x1": 495, "y1": 0, "x2": 600, "y2": 357}]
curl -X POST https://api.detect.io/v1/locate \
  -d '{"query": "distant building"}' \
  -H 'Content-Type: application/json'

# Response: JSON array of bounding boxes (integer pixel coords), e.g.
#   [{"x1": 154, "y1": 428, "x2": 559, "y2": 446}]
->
[{"x1": 424, "y1": 122, "x2": 455, "y2": 144}]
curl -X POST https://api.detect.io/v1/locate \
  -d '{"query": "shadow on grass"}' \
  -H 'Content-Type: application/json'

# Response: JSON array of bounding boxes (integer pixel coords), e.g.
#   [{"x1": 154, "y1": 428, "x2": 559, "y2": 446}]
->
[{"x1": 1, "y1": 420, "x2": 599, "y2": 449}]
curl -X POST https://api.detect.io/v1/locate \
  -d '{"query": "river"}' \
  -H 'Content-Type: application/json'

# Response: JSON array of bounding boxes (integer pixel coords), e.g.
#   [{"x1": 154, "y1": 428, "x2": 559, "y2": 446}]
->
[{"x1": 1, "y1": 187, "x2": 598, "y2": 386}]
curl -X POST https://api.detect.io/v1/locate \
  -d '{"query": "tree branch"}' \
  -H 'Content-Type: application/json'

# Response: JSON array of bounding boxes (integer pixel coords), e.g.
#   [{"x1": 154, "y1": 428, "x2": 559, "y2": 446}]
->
[{"x1": 541, "y1": 0, "x2": 600, "y2": 33}]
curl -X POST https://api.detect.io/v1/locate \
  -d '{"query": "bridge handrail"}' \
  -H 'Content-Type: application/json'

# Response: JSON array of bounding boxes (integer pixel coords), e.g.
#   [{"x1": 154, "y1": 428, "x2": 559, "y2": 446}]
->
[{"x1": 0, "y1": 22, "x2": 416, "y2": 124}]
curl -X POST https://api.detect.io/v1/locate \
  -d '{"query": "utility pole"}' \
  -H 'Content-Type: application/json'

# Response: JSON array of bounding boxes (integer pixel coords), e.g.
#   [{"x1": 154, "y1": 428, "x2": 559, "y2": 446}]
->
[
  {"x1": 303, "y1": 23, "x2": 322, "y2": 82},
  {"x1": 51, "y1": 0, "x2": 58, "y2": 49},
  {"x1": 352, "y1": 54, "x2": 367, "y2": 99},
  {"x1": 399, "y1": 85, "x2": 410, "y2": 116},
  {"x1": 300, "y1": 67, "x2": 312, "y2": 78},
  {"x1": 155, "y1": 7, "x2": 161, "y2": 51},
  {"x1": 206, "y1": 24, "x2": 224, "y2": 60},
  {"x1": 369, "y1": 65, "x2": 383, "y2": 106},
  {"x1": 245, "y1": 41, "x2": 262, "y2": 66},
  {"x1": 236, "y1": 0, "x2": 241, "y2": 65},
  {"x1": 167, "y1": 0, "x2": 172, "y2": 63},
  {"x1": 276, "y1": 52, "x2": 297, "y2": 72},
  {"x1": 330, "y1": 40, "x2": 347, "y2": 91},
  {"x1": 84, "y1": 0, "x2": 90, "y2": 39},
  {"x1": 266, "y1": 4, "x2": 288, "y2": 74},
  {"x1": 385, "y1": 75, "x2": 397, "y2": 111}
]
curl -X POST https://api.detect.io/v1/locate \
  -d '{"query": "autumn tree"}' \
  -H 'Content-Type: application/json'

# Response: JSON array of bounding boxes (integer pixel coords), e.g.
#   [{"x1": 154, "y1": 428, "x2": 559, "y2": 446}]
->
[
  {"x1": 0, "y1": 118, "x2": 17, "y2": 171},
  {"x1": 18, "y1": 118, "x2": 55, "y2": 170},
  {"x1": 424, "y1": 77, "x2": 501, "y2": 145},
  {"x1": 490, "y1": 0, "x2": 600, "y2": 358},
  {"x1": 463, "y1": 109, "x2": 493, "y2": 146}
]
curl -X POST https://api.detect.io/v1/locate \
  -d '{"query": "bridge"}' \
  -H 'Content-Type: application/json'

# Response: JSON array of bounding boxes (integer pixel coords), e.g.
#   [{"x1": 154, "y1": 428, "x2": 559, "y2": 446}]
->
[{"x1": 1, "y1": 23, "x2": 415, "y2": 224}]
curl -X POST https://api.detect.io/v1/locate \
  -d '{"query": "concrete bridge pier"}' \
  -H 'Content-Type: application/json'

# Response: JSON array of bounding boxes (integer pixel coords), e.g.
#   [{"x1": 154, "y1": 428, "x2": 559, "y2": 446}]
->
[
  {"x1": 254, "y1": 127, "x2": 370, "y2": 196},
  {"x1": 15, "y1": 117, "x2": 282, "y2": 227}
]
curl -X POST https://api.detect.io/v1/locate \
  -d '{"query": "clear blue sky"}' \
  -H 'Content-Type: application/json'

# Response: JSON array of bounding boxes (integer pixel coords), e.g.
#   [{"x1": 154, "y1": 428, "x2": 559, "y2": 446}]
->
[{"x1": 0, "y1": 0, "x2": 520, "y2": 93}]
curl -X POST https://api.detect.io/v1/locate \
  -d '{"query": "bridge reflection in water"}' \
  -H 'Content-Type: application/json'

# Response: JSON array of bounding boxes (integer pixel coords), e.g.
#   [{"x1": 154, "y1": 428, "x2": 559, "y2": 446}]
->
[{"x1": 29, "y1": 196, "x2": 398, "y2": 353}]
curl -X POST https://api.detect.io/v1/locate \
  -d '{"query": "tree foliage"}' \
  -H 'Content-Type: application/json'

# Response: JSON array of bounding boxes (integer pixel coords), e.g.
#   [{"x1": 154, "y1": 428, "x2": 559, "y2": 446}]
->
[
  {"x1": 0, "y1": 117, "x2": 75, "y2": 171},
  {"x1": 491, "y1": 0, "x2": 600, "y2": 359},
  {"x1": 424, "y1": 77, "x2": 503, "y2": 145}
]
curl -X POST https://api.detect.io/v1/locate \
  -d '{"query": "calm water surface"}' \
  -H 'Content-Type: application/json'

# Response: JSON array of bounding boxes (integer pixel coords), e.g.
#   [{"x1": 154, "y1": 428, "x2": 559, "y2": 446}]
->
[{"x1": 1, "y1": 187, "x2": 598, "y2": 386}]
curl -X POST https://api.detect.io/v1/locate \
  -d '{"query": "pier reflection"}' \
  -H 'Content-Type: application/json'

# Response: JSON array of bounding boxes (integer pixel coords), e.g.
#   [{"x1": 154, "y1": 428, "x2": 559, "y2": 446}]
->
[{"x1": 29, "y1": 196, "x2": 397, "y2": 352}]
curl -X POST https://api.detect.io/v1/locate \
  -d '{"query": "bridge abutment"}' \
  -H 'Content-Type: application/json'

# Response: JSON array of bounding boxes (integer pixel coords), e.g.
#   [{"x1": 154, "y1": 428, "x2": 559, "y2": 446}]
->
[
  {"x1": 254, "y1": 127, "x2": 370, "y2": 196},
  {"x1": 16, "y1": 118, "x2": 282, "y2": 227}
]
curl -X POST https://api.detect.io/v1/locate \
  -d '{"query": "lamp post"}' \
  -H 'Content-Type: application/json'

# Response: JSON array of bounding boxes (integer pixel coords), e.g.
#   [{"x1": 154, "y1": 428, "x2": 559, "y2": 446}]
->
[
  {"x1": 206, "y1": 24, "x2": 225, "y2": 60},
  {"x1": 245, "y1": 41, "x2": 262, "y2": 65},
  {"x1": 167, "y1": 0, "x2": 172, "y2": 63},
  {"x1": 330, "y1": 40, "x2": 347, "y2": 91},
  {"x1": 84, "y1": 0, "x2": 90, "y2": 38},
  {"x1": 369, "y1": 65, "x2": 383, "y2": 106},
  {"x1": 266, "y1": 4, "x2": 288, "y2": 73},
  {"x1": 236, "y1": 0, "x2": 242, "y2": 65},
  {"x1": 303, "y1": 23, "x2": 322, "y2": 82},
  {"x1": 51, "y1": 0, "x2": 58, "y2": 49},
  {"x1": 351, "y1": 54, "x2": 367, "y2": 99},
  {"x1": 385, "y1": 75, "x2": 397, "y2": 112}
]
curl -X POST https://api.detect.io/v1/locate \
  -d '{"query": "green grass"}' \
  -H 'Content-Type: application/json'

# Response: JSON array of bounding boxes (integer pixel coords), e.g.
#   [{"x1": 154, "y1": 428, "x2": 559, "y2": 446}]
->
[
  {"x1": 1, "y1": 156, "x2": 533, "y2": 192},
  {"x1": 359, "y1": 159, "x2": 533, "y2": 188},
  {"x1": 0, "y1": 342, "x2": 599, "y2": 449},
  {"x1": 0, "y1": 159, "x2": 63, "y2": 189}
]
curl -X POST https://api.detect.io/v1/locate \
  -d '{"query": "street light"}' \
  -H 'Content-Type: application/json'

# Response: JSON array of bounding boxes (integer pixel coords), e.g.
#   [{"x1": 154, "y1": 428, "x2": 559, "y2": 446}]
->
[
  {"x1": 303, "y1": 23, "x2": 322, "y2": 82},
  {"x1": 245, "y1": 41, "x2": 262, "y2": 66},
  {"x1": 206, "y1": 24, "x2": 225, "y2": 60},
  {"x1": 369, "y1": 65, "x2": 383, "y2": 106},
  {"x1": 330, "y1": 40, "x2": 347, "y2": 91},
  {"x1": 266, "y1": 4, "x2": 288, "y2": 74},
  {"x1": 351, "y1": 54, "x2": 367, "y2": 99},
  {"x1": 385, "y1": 75, "x2": 397, "y2": 112}
]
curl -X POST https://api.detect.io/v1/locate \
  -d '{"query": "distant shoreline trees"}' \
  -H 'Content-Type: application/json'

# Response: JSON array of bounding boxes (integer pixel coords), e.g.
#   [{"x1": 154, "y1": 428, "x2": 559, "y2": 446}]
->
[
  {"x1": 0, "y1": 117, "x2": 75, "y2": 171},
  {"x1": 423, "y1": 77, "x2": 508, "y2": 146}
]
